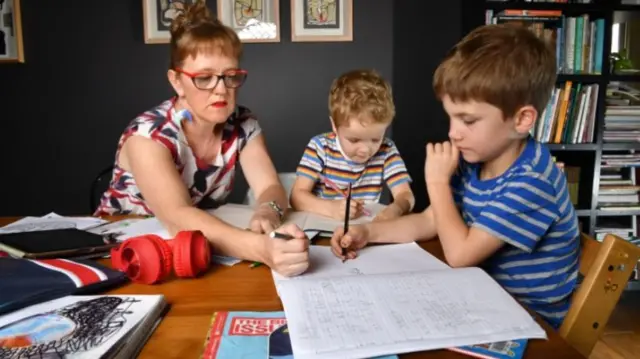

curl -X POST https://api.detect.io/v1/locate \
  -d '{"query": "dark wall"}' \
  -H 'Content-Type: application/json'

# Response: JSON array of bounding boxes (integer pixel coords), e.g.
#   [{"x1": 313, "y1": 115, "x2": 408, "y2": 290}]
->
[
  {"x1": 392, "y1": 0, "x2": 462, "y2": 212},
  {"x1": 0, "y1": 0, "x2": 393, "y2": 216}
]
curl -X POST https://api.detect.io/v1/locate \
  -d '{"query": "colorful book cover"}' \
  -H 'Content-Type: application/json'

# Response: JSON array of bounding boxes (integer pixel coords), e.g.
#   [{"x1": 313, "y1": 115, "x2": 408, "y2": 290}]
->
[
  {"x1": 448, "y1": 339, "x2": 528, "y2": 359},
  {"x1": 201, "y1": 311, "x2": 398, "y2": 359}
]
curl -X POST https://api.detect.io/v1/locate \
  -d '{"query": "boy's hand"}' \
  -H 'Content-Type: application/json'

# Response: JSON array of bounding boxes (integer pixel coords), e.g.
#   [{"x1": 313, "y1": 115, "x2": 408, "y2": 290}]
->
[
  {"x1": 373, "y1": 205, "x2": 402, "y2": 222},
  {"x1": 264, "y1": 223, "x2": 310, "y2": 277},
  {"x1": 331, "y1": 199, "x2": 363, "y2": 220},
  {"x1": 330, "y1": 225, "x2": 370, "y2": 260},
  {"x1": 425, "y1": 141, "x2": 459, "y2": 185}
]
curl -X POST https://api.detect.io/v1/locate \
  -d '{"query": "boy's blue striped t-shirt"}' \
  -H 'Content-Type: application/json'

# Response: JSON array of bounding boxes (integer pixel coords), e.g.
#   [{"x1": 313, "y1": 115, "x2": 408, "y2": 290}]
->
[{"x1": 451, "y1": 136, "x2": 580, "y2": 329}]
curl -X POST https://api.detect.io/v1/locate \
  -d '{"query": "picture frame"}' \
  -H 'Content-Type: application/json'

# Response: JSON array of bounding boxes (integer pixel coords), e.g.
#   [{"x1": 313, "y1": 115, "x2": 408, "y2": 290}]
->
[
  {"x1": 0, "y1": 0, "x2": 24, "y2": 63},
  {"x1": 290, "y1": 0, "x2": 352, "y2": 42},
  {"x1": 142, "y1": 0, "x2": 200, "y2": 44},
  {"x1": 216, "y1": 0, "x2": 280, "y2": 43}
]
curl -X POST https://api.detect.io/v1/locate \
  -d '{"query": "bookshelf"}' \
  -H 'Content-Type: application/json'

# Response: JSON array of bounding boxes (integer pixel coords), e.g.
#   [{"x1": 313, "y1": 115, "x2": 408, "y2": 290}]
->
[{"x1": 464, "y1": 0, "x2": 640, "y2": 290}]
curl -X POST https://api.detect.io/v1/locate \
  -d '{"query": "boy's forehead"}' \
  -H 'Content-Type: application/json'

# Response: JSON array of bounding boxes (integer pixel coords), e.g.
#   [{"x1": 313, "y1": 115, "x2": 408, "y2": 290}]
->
[
  {"x1": 442, "y1": 95, "x2": 499, "y2": 116},
  {"x1": 340, "y1": 118, "x2": 388, "y2": 137}
]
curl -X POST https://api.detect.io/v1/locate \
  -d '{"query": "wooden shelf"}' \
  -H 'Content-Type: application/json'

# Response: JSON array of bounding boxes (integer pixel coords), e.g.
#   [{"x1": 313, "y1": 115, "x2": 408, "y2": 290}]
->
[
  {"x1": 484, "y1": 1, "x2": 640, "y2": 12},
  {"x1": 575, "y1": 209, "x2": 592, "y2": 217},
  {"x1": 484, "y1": 1, "x2": 613, "y2": 12},
  {"x1": 602, "y1": 143, "x2": 640, "y2": 151},
  {"x1": 596, "y1": 209, "x2": 640, "y2": 216},
  {"x1": 557, "y1": 74, "x2": 604, "y2": 83},
  {"x1": 545, "y1": 143, "x2": 598, "y2": 151},
  {"x1": 609, "y1": 74, "x2": 640, "y2": 82}
]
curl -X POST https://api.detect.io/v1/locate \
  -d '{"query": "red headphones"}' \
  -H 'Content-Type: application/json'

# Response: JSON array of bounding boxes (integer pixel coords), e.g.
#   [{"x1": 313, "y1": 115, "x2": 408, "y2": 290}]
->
[{"x1": 110, "y1": 230, "x2": 211, "y2": 285}]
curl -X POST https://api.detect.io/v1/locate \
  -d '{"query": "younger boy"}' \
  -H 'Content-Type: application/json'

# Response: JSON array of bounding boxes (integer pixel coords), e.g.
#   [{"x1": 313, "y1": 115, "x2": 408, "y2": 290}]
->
[
  {"x1": 329, "y1": 25, "x2": 580, "y2": 330},
  {"x1": 290, "y1": 70, "x2": 415, "y2": 221}
]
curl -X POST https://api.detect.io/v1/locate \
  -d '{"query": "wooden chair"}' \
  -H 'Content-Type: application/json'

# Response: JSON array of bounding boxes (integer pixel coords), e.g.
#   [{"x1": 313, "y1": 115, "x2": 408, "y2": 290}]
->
[{"x1": 559, "y1": 232, "x2": 640, "y2": 357}]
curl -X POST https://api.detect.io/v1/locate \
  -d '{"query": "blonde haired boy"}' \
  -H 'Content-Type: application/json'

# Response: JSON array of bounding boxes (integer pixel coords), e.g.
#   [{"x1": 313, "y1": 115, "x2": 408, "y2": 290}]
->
[
  {"x1": 290, "y1": 69, "x2": 415, "y2": 221},
  {"x1": 329, "y1": 25, "x2": 580, "y2": 329}
]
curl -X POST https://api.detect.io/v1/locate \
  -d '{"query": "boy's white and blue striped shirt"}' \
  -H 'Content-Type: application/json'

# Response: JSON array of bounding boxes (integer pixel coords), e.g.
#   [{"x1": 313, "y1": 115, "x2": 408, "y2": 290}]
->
[{"x1": 451, "y1": 136, "x2": 580, "y2": 329}]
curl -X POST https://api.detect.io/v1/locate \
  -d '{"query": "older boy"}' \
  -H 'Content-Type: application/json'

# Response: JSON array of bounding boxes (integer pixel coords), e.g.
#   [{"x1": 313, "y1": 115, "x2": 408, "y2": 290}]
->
[
  {"x1": 290, "y1": 69, "x2": 415, "y2": 221},
  {"x1": 329, "y1": 24, "x2": 580, "y2": 329}
]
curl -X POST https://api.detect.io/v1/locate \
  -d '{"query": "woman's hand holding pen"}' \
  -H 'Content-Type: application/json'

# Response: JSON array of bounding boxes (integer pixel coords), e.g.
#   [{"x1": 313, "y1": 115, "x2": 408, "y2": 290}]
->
[
  {"x1": 263, "y1": 224, "x2": 310, "y2": 277},
  {"x1": 331, "y1": 198, "x2": 363, "y2": 220},
  {"x1": 330, "y1": 225, "x2": 370, "y2": 261}
]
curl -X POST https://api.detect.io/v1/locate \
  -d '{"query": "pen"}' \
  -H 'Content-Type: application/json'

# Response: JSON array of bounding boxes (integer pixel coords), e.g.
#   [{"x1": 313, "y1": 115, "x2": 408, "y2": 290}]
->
[
  {"x1": 249, "y1": 231, "x2": 294, "y2": 268},
  {"x1": 321, "y1": 175, "x2": 370, "y2": 216},
  {"x1": 342, "y1": 183, "x2": 352, "y2": 263}
]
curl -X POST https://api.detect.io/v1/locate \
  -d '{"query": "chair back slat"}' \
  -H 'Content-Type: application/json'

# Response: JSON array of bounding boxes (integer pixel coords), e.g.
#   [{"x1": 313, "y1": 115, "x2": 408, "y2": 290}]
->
[{"x1": 559, "y1": 233, "x2": 640, "y2": 357}]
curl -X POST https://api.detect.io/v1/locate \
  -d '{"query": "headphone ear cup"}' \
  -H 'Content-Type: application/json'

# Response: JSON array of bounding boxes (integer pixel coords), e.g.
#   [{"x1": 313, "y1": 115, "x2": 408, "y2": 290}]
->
[
  {"x1": 172, "y1": 231, "x2": 211, "y2": 278},
  {"x1": 111, "y1": 234, "x2": 173, "y2": 284}
]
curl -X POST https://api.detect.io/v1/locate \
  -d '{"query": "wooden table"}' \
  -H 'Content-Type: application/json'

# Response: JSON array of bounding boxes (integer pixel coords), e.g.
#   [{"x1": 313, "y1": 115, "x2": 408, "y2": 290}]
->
[{"x1": 0, "y1": 217, "x2": 585, "y2": 358}]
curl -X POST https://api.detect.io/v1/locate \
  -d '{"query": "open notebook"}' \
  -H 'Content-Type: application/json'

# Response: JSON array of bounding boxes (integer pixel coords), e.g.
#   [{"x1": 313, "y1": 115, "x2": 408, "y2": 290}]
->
[
  {"x1": 270, "y1": 243, "x2": 547, "y2": 359},
  {"x1": 112, "y1": 203, "x2": 387, "y2": 241}
]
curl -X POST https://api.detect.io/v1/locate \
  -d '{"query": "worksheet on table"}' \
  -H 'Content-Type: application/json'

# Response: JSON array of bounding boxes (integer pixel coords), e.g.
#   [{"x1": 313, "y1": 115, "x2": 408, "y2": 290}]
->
[
  {"x1": 278, "y1": 267, "x2": 547, "y2": 359},
  {"x1": 271, "y1": 242, "x2": 449, "y2": 289}
]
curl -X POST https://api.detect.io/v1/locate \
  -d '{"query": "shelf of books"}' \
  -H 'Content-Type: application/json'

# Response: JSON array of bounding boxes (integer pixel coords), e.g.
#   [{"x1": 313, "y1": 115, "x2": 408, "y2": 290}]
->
[{"x1": 477, "y1": 0, "x2": 640, "y2": 290}]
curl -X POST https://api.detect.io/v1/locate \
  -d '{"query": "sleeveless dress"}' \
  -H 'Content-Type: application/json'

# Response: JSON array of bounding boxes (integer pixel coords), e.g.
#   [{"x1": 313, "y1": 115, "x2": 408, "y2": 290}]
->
[{"x1": 94, "y1": 97, "x2": 261, "y2": 216}]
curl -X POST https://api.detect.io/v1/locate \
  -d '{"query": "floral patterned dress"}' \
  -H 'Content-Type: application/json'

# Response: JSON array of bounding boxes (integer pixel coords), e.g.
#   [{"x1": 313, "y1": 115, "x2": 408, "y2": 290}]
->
[{"x1": 94, "y1": 97, "x2": 260, "y2": 216}]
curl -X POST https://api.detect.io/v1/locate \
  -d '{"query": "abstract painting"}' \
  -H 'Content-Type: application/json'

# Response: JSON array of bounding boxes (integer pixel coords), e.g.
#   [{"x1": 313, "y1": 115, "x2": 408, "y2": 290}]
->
[
  {"x1": 291, "y1": 0, "x2": 352, "y2": 42},
  {"x1": 142, "y1": 0, "x2": 199, "y2": 44},
  {"x1": 0, "y1": 0, "x2": 24, "y2": 63},
  {"x1": 217, "y1": 0, "x2": 280, "y2": 43}
]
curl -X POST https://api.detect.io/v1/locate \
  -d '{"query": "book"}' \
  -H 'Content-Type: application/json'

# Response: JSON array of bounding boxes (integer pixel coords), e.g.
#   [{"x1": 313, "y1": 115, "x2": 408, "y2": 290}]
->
[
  {"x1": 271, "y1": 244, "x2": 547, "y2": 359},
  {"x1": 0, "y1": 257, "x2": 127, "y2": 315},
  {"x1": 0, "y1": 294, "x2": 168, "y2": 359},
  {"x1": 201, "y1": 311, "x2": 397, "y2": 359},
  {"x1": 449, "y1": 339, "x2": 528, "y2": 359}
]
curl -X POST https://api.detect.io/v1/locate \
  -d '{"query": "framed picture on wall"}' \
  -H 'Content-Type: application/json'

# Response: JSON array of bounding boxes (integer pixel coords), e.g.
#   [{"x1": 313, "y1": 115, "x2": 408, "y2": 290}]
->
[
  {"x1": 142, "y1": 0, "x2": 200, "y2": 44},
  {"x1": 216, "y1": 0, "x2": 280, "y2": 43},
  {"x1": 0, "y1": 0, "x2": 24, "y2": 63},
  {"x1": 290, "y1": 0, "x2": 352, "y2": 42}
]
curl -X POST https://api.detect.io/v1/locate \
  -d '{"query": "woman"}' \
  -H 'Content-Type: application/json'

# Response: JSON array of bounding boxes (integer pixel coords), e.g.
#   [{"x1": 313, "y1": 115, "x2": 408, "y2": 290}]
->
[{"x1": 94, "y1": 2, "x2": 308, "y2": 277}]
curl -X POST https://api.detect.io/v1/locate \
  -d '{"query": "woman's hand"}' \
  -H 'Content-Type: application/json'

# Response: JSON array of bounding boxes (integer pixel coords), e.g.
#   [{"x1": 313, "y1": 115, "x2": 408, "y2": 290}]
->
[
  {"x1": 264, "y1": 224, "x2": 310, "y2": 277},
  {"x1": 248, "y1": 203, "x2": 281, "y2": 234}
]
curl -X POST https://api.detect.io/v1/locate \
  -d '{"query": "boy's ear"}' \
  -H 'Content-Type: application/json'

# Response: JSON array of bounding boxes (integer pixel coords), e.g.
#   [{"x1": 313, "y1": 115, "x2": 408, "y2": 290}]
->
[{"x1": 513, "y1": 105, "x2": 537, "y2": 135}]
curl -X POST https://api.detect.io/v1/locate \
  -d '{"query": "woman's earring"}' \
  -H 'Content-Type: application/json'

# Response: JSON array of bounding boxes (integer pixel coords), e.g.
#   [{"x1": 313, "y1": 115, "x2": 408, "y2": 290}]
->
[{"x1": 172, "y1": 108, "x2": 193, "y2": 127}]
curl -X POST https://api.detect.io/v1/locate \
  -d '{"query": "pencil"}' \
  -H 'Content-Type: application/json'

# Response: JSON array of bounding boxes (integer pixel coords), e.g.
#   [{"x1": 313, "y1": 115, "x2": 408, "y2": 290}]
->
[
  {"x1": 321, "y1": 175, "x2": 370, "y2": 216},
  {"x1": 342, "y1": 183, "x2": 352, "y2": 263}
]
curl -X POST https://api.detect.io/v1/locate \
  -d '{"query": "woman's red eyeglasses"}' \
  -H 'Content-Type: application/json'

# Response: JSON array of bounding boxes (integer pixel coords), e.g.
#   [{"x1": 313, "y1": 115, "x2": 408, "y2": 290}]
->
[{"x1": 174, "y1": 68, "x2": 248, "y2": 90}]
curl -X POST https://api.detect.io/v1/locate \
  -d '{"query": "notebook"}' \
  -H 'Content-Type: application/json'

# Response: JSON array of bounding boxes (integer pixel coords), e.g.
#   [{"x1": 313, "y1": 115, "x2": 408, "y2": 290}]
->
[
  {"x1": 0, "y1": 295, "x2": 168, "y2": 359},
  {"x1": 273, "y1": 244, "x2": 547, "y2": 359}
]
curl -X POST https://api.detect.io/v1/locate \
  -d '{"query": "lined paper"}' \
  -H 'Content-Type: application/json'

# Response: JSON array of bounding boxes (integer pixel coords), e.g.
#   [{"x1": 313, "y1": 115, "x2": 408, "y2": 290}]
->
[{"x1": 278, "y1": 267, "x2": 547, "y2": 359}]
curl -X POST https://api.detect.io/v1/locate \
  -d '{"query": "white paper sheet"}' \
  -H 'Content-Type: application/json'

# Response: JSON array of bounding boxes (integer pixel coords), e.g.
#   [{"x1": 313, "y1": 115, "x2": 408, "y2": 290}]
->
[
  {"x1": 0, "y1": 213, "x2": 108, "y2": 234},
  {"x1": 0, "y1": 295, "x2": 165, "y2": 359},
  {"x1": 271, "y1": 243, "x2": 448, "y2": 289},
  {"x1": 278, "y1": 267, "x2": 547, "y2": 359}
]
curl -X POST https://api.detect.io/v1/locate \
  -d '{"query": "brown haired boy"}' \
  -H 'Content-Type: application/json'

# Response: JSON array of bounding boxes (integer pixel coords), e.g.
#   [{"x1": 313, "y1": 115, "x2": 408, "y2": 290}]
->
[
  {"x1": 290, "y1": 69, "x2": 415, "y2": 221},
  {"x1": 329, "y1": 25, "x2": 580, "y2": 329}
]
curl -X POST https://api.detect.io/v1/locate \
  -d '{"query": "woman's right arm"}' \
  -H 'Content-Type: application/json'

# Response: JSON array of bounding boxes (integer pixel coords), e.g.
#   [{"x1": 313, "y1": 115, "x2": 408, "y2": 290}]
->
[{"x1": 120, "y1": 136, "x2": 307, "y2": 274}]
